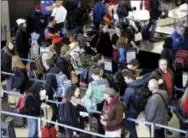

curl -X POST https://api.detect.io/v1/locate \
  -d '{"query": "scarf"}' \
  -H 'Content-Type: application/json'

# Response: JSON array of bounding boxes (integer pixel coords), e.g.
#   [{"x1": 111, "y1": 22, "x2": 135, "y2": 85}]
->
[
  {"x1": 70, "y1": 97, "x2": 81, "y2": 107},
  {"x1": 182, "y1": 99, "x2": 188, "y2": 114}
]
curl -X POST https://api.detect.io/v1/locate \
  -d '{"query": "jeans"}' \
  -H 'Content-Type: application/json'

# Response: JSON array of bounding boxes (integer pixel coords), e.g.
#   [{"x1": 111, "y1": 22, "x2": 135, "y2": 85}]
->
[
  {"x1": 118, "y1": 14, "x2": 124, "y2": 25},
  {"x1": 6, "y1": 76, "x2": 12, "y2": 91},
  {"x1": 66, "y1": 128, "x2": 73, "y2": 138},
  {"x1": 27, "y1": 118, "x2": 38, "y2": 138},
  {"x1": 146, "y1": 19, "x2": 157, "y2": 39},
  {"x1": 127, "y1": 112, "x2": 138, "y2": 138}
]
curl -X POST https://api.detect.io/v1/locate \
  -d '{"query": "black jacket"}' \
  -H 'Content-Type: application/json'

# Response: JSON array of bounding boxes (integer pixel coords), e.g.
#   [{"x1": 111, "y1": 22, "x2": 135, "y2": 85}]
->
[
  {"x1": 1, "y1": 49, "x2": 13, "y2": 77},
  {"x1": 12, "y1": 68, "x2": 28, "y2": 94},
  {"x1": 56, "y1": 56, "x2": 70, "y2": 79},
  {"x1": 25, "y1": 82, "x2": 43, "y2": 117},
  {"x1": 117, "y1": 0, "x2": 132, "y2": 17},
  {"x1": 149, "y1": 68, "x2": 174, "y2": 91},
  {"x1": 16, "y1": 28, "x2": 30, "y2": 54},
  {"x1": 150, "y1": 0, "x2": 162, "y2": 20},
  {"x1": 64, "y1": 101, "x2": 79, "y2": 128},
  {"x1": 45, "y1": 67, "x2": 61, "y2": 100}
]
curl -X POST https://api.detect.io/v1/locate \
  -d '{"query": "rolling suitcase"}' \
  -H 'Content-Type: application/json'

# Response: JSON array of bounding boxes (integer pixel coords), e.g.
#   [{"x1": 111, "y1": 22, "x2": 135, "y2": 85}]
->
[
  {"x1": 41, "y1": 101, "x2": 57, "y2": 138},
  {"x1": 9, "y1": 107, "x2": 26, "y2": 128}
]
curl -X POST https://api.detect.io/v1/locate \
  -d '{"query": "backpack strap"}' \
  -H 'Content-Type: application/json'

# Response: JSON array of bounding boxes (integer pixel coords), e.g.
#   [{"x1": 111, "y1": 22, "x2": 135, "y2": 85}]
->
[{"x1": 153, "y1": 92, "x2": 168, "y2": 110}]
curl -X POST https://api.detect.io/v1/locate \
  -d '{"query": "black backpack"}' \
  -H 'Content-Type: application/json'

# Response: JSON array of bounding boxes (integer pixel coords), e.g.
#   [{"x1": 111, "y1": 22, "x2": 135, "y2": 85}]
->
[
  {"x1": 58, "y1": 103, "x2": 67, "y2": 123},
  {"x1": 77, "y1": 4, "x2": 89, "y2": 23},
  {"x1": 131, "y1": 87, "x2": 152, "y2": 113}
]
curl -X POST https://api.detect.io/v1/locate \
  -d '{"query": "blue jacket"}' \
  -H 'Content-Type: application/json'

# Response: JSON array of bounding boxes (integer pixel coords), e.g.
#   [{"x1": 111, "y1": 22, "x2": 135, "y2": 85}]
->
[
  {"x1": 171, "y1": 30, "x2": 184, "y2": 51},
  {"x1": 123, "y1": 73, "x2": 150, "y2": 115},
  {"x1": 93, "y1": 2, "x2": 110, "y2": 23}
]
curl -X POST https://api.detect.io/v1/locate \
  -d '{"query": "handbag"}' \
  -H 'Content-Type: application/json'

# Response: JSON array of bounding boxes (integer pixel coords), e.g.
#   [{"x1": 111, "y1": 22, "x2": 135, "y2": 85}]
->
[{"x1": 134, "y1": 32, "x2": 143, "y2": 42}]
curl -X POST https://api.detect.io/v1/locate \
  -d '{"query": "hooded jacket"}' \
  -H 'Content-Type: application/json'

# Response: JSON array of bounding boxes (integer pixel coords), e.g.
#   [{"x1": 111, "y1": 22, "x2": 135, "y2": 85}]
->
[{"x1": 25, "y1": 82, "x2": 43, "y2": 117}]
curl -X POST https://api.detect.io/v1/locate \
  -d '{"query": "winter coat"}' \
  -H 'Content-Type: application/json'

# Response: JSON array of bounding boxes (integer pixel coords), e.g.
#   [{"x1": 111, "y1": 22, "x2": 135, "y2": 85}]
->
[
  {"x1": 117, "y1": 0, "x2": 132, "y2": 17},
  {"x1": 97, "y1": 32, "x2": 113, "y2": 58},
  {"x1": 1, "y1": 48, "x2": 13, "y2": 77},
  {"x1": 12, "y1": 68, "x2": 28, "y2": 93},
  {"x1": 102, "y1": 96, "x2": 124, "y2": 131},
  {"x1": 45, "y1": 73, "x2": 57, "y2": 100},
  {"x1": 25, "y1": 82, "x2": 43, "y2": 117},
  {"x1": 171, "y1": 30, "x2": 184, "y2": 51},
  {"x1": 123, "y1": 76, "x2": 149, "y2": 115},
  {"x1": 16, "y1": 28, "x2": 31, "y2": 55},
  {"x1": 83, "y1": 79, "x2": 109, "y2": 105},
  {"x1": 150, "y1": 0, "x2": 162, "y2": 20},
  {"x1": 56, "y1": 56, "x2": 70, "y2": 79},
  {"x1": 64, "y1": 101, "x2": 79, "y2": 128},
  {"x1": 149, "y1": 68, "x2": 174, "y2": 92},
  {"x1": 30, "y1": 11, "x2": 43, "y2": 33},
  {"x1": 145, "y1": 90, "x2": 168, "y2": 129}
]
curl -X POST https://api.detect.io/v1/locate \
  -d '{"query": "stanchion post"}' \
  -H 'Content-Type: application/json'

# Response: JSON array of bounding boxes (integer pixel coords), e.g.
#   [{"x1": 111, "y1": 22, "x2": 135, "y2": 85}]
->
[
  {"x1": 151, "y1": 123, "x2": 155, "y2": 138},
  {"x1": 38, "y1": 117, "x2": 41, "y2": 137}
]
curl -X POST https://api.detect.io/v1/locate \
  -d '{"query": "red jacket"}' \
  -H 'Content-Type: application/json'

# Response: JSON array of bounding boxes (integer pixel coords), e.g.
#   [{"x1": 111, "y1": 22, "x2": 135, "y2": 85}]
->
[
  {"x1": 140, "y1": 0, "x2": 150, "y2": 11},
  {"x1": 101, "y1": 97, "x2": 124, "y2": 131}
]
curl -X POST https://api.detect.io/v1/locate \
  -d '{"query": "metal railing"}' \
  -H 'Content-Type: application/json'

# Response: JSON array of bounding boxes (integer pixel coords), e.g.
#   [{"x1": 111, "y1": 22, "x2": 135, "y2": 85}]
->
[{"x1": 1, "y1": 90, "x2": 187, "y2": 138}]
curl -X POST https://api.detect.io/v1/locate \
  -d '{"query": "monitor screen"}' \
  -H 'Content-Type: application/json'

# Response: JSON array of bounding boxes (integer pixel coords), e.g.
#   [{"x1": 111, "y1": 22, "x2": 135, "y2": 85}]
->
[
  {"x1": 104, "y1": 58, "x2": 113, "y2": 73},
  {"x1": 183, "y1": 72, "x2": 188, "y2": 87}
]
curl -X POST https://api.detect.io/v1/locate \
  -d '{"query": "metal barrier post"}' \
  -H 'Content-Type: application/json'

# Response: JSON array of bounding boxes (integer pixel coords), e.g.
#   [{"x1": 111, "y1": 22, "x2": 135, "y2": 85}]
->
[
  {"x1": 151, "y1": 123, "x2": 155, "y2": 138},
  {"x1": 38, "y1": 117, "x2": 41, "y2": 138}
]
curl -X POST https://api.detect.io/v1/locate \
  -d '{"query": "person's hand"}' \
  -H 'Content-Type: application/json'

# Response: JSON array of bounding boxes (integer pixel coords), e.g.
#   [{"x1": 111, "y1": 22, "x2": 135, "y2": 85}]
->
[
  {"x1": 158, "y1": 79, "x2": 164, "y2": 84},
  {"x1": 100, "y1": 120, "x2": 107, "y2": 126},
  {"x1": 136, "y1": 47, "x2": 140, "y2": 54},
  {"x1": 184, "y1": 119, "x2": 188, "y2": 124},
  {"x1": 73, "y1": 131, "x2": 77, "y2": 136}
]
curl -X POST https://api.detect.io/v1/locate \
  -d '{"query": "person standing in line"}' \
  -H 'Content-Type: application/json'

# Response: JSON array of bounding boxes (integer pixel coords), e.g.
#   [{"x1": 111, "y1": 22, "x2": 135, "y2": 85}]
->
[
  {"x1": 51, "y1": 0, "x2": 67, "y2": 36},
  {"x1": 145, "y1": 0, "x2": 162, "y2": 42},
  {"x1": 16, "y1": 18, "x2": 31, "y2": 62},
  {"x1": 145, "y1": 79, "x2": 168, "y2": 138}
]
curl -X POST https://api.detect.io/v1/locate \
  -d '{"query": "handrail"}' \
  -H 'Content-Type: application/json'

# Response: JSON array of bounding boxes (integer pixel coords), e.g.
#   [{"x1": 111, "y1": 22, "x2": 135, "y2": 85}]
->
[
  {"x1": 1, "y1": 111, "x2": 106, "y2": 138},
  {"x1": 2, "y1": 90, "x2": 187, "y2": 136},
  {"x1": 21, "y1": 58, "x2": 35, "y2": 63},
  {"x1": 155, "y1": 123, "x2": 187, "y2": 134}
]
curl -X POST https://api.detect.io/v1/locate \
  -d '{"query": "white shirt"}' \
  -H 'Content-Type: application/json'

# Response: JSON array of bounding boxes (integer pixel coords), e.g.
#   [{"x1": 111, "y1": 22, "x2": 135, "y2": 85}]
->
[{"x1": 51, "y1": 6, "x2": 67, "y2": 24}]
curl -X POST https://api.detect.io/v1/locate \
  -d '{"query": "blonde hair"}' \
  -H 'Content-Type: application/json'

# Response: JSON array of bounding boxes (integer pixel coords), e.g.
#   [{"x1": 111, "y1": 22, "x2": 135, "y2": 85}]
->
[
  {"x1": 12, "y1": 55, "x2": 25, "y2": 71},
  {"x1": 116, "y1": 35, "x2": 128, "y2": 48},
  {"x1": 181, "y1": 88, "x2": 188, "y2": 104}
]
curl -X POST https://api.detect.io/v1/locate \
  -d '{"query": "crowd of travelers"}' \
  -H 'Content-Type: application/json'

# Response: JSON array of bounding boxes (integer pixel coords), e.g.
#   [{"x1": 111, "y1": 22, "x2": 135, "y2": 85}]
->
[{"x1": 1, "y1": 0, "x2": 188, "y2": 138}]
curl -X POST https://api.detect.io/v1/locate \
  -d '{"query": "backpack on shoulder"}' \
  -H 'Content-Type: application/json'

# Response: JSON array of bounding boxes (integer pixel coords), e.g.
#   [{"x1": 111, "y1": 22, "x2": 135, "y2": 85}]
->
[
  {"x1": 132, "y1": 86, "x2": 152, "y2": 113},
  {"x1": 54, "y1": 72, "x2": 72, "y2": 98},
  {"x1": 174, "y1": 50, "x2": 188, "y2": 71}
]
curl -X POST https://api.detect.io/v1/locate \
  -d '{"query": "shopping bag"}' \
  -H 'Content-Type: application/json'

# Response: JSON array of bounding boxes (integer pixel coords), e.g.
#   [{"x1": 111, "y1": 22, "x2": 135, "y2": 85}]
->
[{"x1": 134, "y1": 32, "x2": 143, "y2": 42}]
